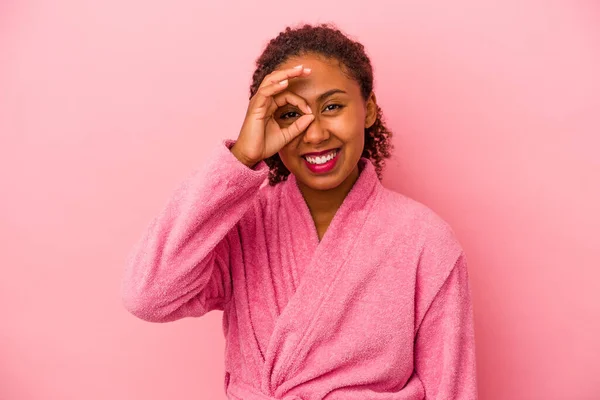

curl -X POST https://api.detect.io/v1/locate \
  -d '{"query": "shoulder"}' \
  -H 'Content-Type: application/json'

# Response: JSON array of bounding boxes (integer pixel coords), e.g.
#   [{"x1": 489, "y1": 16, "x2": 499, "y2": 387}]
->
[
  {"x1": 377, "y1": 186, "x2": 464, "y2": 287},
  {"x1": 377, "y1": 188, "x2": 467, "y2": 318}
]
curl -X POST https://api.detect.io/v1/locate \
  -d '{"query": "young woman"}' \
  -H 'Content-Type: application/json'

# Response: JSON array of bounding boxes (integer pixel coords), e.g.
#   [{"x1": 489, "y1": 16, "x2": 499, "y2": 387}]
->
[{"x1": 122, "y1": 23, "x2": 478, "y2": 400}]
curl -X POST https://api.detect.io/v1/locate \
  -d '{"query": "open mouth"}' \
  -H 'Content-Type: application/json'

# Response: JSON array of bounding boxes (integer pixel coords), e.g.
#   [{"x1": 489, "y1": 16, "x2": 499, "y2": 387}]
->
[
  {"x1": 301, "y1": 147, "x2": 342, "y2": 174},
  {"x1": 302, "y1": 148, "x2": 341, "y2": 165}
]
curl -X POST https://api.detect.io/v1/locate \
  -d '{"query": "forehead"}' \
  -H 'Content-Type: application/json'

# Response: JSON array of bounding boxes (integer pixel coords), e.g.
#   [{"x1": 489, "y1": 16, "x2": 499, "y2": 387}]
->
[{"x1": 277, "y1": 53, "x2": 362, "y2": 101}]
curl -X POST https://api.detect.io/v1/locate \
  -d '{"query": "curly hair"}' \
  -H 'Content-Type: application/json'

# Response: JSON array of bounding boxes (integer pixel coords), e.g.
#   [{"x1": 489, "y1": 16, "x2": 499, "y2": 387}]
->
[{"x1": 249, "y1": 23, "x2": 394, "y2": 186}]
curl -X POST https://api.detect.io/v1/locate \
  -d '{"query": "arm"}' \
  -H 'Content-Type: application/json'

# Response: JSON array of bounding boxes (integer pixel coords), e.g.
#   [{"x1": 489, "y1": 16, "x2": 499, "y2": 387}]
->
[
  {"x1": 414, "y1": 253, "x2": 478, "y2": 399},
  {"x1": 120, "y1": 140, "x2": 269, "y2": 322}
]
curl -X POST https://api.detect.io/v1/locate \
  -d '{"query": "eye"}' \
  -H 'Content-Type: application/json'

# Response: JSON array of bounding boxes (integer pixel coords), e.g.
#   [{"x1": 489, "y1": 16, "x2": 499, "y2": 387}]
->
[
  {"x1": 324, "y1": 104, "x2": 344, "y2": 112},
  {"x1": 280, "y1": 111, "x2": 300, "y2": 120}
]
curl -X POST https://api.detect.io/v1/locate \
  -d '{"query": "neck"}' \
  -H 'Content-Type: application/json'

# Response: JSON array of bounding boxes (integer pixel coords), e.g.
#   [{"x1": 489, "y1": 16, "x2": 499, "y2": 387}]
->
[{"x1": 297, "y1": 164, "x2": 361, "y2": 221}]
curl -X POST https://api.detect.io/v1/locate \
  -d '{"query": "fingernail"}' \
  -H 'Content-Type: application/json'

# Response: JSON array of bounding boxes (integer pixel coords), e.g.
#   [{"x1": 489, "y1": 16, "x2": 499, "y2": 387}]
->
[
  {"x1": 279, "y1": 79, "x2": 288, "y2": 85},
  {"x1": 303, "y1": 68, "x2": 311, "y2": 73},
  {"x1": 294, "y1": 65, "x2": 303, "y2": 69},
  {"x1": 306, "y1": 105, "x2": 312, "y2": 113}
]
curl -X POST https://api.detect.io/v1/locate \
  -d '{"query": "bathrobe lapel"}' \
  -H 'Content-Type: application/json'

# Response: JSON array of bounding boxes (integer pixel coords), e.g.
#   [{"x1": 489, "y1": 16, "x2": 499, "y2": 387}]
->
[{"x1": 260, "y1": 158, "x2": 383, "y2": 395}]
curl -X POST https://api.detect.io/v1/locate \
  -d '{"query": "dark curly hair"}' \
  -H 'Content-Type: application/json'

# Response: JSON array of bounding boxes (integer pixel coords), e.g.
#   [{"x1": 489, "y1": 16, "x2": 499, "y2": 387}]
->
[{"x1": 249, "y1": 23, "x2": 394, "y2": 186}]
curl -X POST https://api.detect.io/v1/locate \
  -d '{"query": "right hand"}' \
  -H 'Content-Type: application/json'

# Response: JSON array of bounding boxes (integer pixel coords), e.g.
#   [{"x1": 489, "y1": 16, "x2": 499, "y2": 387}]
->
[{"x1": 231, "y1": 65, "x2": 315, "y2": 167}]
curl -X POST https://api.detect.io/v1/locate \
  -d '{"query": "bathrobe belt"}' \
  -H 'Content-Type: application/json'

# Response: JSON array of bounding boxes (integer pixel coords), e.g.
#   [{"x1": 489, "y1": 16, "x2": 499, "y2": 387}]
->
[{"x1": 227, "y1": 379, "x2": 303, "y2": 400}]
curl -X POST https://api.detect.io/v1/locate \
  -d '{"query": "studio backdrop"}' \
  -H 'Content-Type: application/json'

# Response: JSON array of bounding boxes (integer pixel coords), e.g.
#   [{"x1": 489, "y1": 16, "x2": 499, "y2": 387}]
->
[{"x1": 1, "y1": 1, "x2": 599, "y2": 399}]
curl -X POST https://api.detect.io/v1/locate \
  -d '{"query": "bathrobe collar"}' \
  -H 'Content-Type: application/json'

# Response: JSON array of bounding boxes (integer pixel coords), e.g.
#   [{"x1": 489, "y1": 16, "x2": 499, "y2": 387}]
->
[
  {"x1": 283, "y1": 156, "x2": 380, "y2": 247},
  {"x1": 256, "y1": 157, "x2": 384, "y2": 395}
]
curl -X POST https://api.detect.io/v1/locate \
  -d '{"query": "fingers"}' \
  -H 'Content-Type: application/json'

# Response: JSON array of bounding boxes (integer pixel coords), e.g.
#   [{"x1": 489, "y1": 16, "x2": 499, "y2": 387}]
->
[
  {"x1": 253, "y1": 64, "x2": 311, "y2": 106},
  {"x1": 254, "y1": 84, "x2": 312, "y2": 120},
  {"x1": 271, "y1": 90, "x2": 312, "y2": 115},
  {"x1": 252, "y1": 65, "x2": 312, "y2": 115},
  {"x1": 250, "y1": 80, "x2": 283, "y2": 112},
  {"x1": 256, "y1": 79, "x2": 291, "y2": 100},
  {"x1": 281, "y1": 114, "x2": 315, "y2": 143},
  {"x1": 258, "y1": 65, "x2": 311, "y2": 89}
]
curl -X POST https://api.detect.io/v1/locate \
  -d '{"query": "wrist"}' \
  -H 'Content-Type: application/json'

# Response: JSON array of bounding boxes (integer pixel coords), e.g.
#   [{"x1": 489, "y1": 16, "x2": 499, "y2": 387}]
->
[{"x1": 230, "y1": 144, "x2": 259, "y2": 169}]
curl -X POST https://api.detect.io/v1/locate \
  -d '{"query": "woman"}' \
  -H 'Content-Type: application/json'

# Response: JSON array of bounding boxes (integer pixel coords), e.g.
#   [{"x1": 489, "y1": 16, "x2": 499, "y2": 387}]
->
[{"x1": 122, "y1": 23, "x2": 478, "y2": 400}]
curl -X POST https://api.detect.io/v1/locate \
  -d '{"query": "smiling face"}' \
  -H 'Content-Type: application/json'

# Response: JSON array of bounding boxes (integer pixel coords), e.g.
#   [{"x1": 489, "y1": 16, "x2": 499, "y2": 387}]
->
[{"x1": 275, "y1": 53, "x2": 377, "y2": 192}]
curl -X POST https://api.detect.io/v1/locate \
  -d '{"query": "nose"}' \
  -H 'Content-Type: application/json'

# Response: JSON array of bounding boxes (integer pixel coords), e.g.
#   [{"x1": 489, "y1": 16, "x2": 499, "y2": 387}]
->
[{"x1": 302, "y1": 116, "x2": 329, "y2": 145}]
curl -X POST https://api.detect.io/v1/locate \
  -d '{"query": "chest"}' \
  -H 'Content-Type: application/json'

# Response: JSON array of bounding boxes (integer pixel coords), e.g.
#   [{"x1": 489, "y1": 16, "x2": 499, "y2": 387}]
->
[
  {"x1": 227, "y1": 218, "x2": 419, "y2": 391},
  {"x1": 234, "y1": 211, "x2": 418, "y2": 351},
  {"x1": 224, "y1": 182, "x2": 424, "y2": 390}
]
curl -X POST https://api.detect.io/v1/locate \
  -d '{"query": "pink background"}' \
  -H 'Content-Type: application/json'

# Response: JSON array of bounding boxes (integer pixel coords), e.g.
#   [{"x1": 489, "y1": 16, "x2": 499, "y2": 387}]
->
[{"x1": 1, "y1": 1, "x2": 599, "y2": 399}]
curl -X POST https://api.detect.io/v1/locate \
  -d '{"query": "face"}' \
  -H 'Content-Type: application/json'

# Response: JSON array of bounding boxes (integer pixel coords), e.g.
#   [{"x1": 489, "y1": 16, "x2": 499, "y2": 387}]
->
[{"x1": 275, "y1": 53, "x2": 377, "y2": 192}]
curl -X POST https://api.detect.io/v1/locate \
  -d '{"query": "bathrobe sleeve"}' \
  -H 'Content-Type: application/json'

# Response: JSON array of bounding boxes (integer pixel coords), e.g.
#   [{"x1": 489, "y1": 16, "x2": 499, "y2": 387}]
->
[
  {"x1": 121, "y1": 139, "x2": 269, "y2": 323},
  {"x1": 414, "y1": 252, "x2": 478, "y2": 399}
]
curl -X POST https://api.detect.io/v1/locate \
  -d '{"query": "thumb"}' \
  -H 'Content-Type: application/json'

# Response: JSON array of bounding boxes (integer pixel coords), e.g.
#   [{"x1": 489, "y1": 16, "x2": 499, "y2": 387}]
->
[{"x1": 281, "y1": 114, "x2": 315, "y2": 144}]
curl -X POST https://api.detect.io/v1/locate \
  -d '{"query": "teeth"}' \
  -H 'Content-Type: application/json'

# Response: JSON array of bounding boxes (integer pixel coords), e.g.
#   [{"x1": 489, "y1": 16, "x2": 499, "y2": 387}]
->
[{"x1": 305, "y1": 149, "x2": 338, "y2": 165}]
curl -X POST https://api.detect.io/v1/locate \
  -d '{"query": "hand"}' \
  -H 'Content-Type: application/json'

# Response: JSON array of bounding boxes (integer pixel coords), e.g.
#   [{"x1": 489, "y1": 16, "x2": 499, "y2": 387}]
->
[{"x1": 231, "y1": 65, "x2": 314, "y2": 168}]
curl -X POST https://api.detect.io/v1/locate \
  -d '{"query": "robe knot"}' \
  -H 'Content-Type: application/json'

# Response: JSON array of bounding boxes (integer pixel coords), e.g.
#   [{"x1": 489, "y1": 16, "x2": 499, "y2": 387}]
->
[{"x1": 227, "y1": 379, "x2": 303, "y2": 400}]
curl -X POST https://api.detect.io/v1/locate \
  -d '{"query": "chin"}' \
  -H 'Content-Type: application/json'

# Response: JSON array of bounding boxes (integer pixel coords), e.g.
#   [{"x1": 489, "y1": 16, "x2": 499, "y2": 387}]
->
[
  {"x1": 295, "y1": 164, "x2": 353, "y2": 192},
  {"x1": 301, "y1": 176, "x2": 344, "y2": 191}
]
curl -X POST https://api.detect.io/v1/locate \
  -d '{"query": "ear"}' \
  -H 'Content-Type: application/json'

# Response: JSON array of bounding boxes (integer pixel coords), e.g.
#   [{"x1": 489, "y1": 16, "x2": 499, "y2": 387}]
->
[{"x1": 365, "y1": 91, "x2": 378, "y2": 129}]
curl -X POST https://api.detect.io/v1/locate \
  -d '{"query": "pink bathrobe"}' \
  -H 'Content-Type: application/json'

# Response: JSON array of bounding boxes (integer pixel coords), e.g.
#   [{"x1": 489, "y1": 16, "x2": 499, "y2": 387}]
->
[{"x1": 121, "y1": 139, "x2": 478, "y2": 400}]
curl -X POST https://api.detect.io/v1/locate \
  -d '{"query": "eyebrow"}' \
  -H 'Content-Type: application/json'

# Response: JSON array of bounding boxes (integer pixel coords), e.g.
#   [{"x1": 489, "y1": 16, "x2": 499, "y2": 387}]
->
[{"x1": 316, "y1": 89, "x2": 347, "y2": 103}]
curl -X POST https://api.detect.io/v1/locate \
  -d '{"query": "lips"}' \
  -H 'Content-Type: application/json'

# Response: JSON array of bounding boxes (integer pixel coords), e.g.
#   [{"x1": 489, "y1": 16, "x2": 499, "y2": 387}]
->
[
  {"x1": 302, "y1": 147, "x2": 341, "y2": 174},
  {"x1": 301, "y1": 147, "x2": 341, "y2": 158}
]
